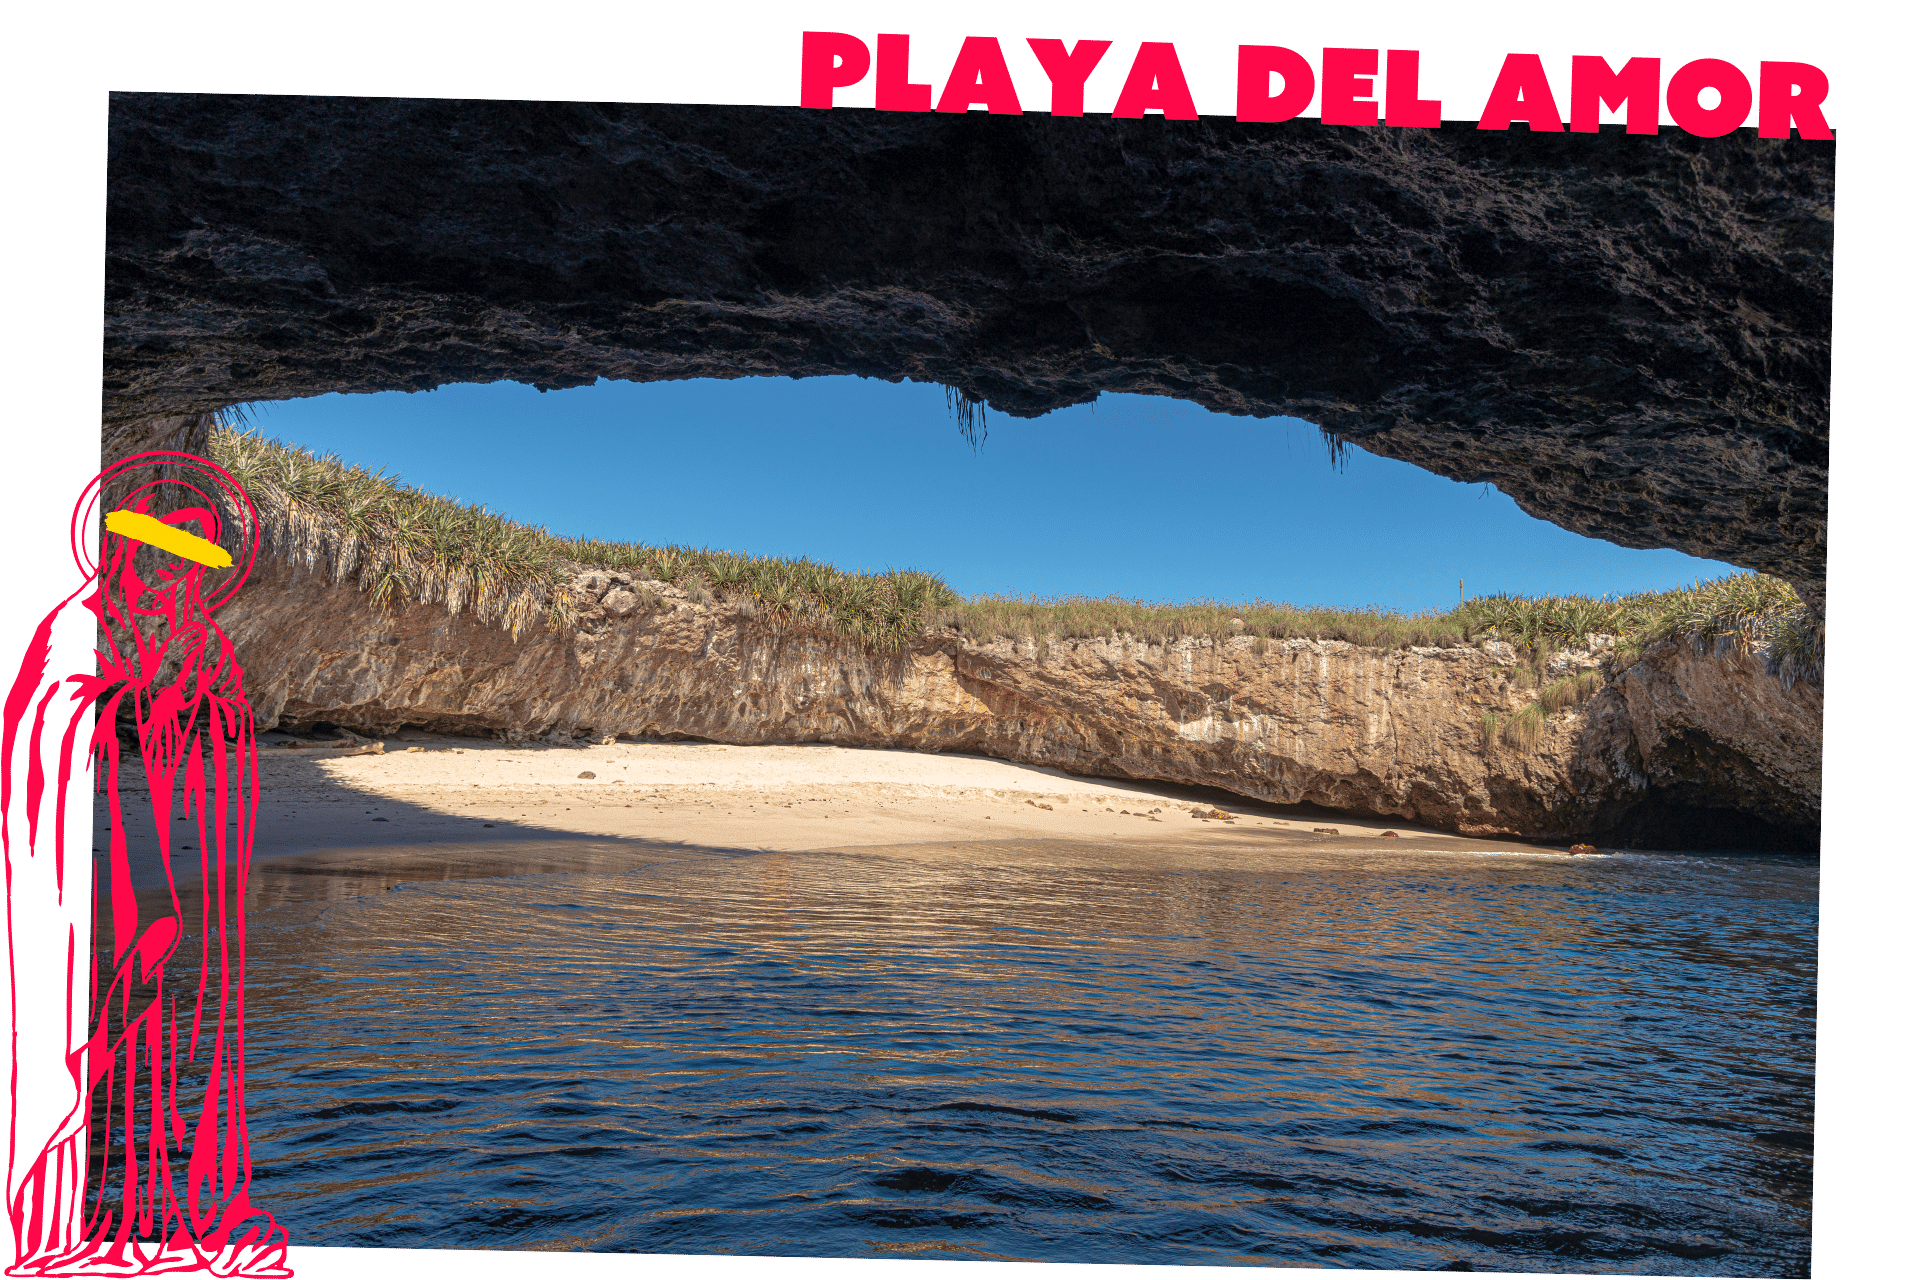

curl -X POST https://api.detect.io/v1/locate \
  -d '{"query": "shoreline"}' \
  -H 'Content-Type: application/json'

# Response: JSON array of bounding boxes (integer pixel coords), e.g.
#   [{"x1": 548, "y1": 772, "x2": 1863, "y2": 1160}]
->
[{"x1": 112, "y1": 731, "x2": 1594, "y2": 906}]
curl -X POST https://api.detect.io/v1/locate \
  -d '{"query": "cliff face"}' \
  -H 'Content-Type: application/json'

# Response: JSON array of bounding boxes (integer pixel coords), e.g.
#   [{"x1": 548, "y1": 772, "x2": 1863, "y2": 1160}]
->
[
  {"x1": 105, "y1": 97, "x2": 1831, "y2": 606},
  {"x1": 220, "y1": 559, "x2": 1820, "y2": 850}
]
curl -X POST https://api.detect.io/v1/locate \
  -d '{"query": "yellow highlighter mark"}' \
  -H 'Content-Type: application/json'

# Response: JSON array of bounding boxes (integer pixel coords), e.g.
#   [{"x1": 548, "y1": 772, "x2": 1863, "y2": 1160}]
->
[{"x1": 104, "y1": 510, "x2": 233, "y2": 569}]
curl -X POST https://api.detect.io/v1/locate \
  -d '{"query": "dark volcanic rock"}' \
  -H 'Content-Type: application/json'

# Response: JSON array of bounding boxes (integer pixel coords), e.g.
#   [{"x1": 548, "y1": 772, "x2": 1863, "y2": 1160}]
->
[{"x1": 105, "y1": 95, "x2": 1832, "y2": 601}]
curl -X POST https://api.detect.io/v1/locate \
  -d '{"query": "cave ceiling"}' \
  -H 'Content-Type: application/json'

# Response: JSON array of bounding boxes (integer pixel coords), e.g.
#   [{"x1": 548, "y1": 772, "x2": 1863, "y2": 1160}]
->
[{"x1": 104, "y1": 95, "x2": 1832, "y2": 603}]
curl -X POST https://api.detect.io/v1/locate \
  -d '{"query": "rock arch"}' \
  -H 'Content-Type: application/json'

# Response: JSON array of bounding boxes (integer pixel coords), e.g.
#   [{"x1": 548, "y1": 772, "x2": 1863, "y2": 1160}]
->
[{"x1": 105, "y1": 95, "x2": 1831, "y2": 603}]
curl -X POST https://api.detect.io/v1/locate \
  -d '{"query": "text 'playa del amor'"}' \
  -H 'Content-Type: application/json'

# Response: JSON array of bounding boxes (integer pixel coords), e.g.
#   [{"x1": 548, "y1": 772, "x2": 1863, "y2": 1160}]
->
[{"x1": 801, "y1": 34, "x2": 1833, "y2": 138}]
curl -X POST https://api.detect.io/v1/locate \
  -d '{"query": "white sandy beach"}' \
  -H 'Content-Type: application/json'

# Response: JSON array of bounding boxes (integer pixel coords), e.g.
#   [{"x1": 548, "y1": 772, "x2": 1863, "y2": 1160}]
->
[
  {"x1": 186, "y1": 730, "x2": 1547, "y2": 863},
  {"x1": 101, "y1": 729, "x2": 1559, "y2": 901}
]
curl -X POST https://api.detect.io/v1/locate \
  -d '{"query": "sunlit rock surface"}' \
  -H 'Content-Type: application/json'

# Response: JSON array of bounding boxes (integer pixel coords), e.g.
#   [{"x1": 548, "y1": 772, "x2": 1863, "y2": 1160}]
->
[{"x1": 220, "y1": 561, "x2": 1820, "y2": 850}]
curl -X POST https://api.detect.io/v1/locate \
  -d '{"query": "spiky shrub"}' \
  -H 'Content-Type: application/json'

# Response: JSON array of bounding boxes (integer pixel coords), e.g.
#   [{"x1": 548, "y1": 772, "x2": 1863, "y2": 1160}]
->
[
  {"x1": 1463, "y1": 574, "x2": 1821, "y2": 690},
  {"x1": 1500, "y1": 704, "x2": 1546, "y2": 752},
  {"x1": 206, "y1": 427, "x2": 1823, "y2": 680},
  {"x1": 1637, "y1": 572, "x2": 1823, "y2": 689},
  {"x1": 1482, "y1": 670, "x2": 1605, "y2": 755},
  {"x1": 1465, "y1": 592, "x2": 1625, "y2": 655},
  {"x1": 936, "y1": 595, "x2": 1480, "y2": 651},
  {"x1": 1537, "y1": 669, "x2": 1605, "y2": 713},
  {"x1": 207, "y1": 430, "x2": 959, "y2": 651},
  {"x1": 210, "y1": 428, "x2": 571, "y2": 636}
]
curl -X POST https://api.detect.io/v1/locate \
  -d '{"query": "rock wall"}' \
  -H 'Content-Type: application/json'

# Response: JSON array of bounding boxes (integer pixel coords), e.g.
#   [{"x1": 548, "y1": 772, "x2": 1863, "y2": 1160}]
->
[
  {"x1": 220, "y1": 558, "x2": 1821, "y2": 850},
  {"x1": 106, "y1": 97, "x2": 1831, "y2": 607}
]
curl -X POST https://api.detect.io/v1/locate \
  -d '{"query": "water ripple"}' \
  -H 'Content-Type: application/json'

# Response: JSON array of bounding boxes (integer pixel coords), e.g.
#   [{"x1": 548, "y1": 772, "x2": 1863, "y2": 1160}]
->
[{"x1": 241, "y1": 841, "x2": 1815, "y2": 1274}]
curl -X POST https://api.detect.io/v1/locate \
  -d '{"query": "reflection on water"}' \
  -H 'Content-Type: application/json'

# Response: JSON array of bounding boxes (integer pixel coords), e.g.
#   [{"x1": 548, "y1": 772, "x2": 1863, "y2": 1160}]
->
[{"x1": 239, "y1": 840, "x2": 1816, "y2": 1275}]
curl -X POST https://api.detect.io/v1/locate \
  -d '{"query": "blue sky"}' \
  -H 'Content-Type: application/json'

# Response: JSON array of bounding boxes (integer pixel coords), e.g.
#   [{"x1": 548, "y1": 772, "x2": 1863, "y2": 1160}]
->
[{"x1": 247, "y1": 376, "x2": 1733, "y2": 613}]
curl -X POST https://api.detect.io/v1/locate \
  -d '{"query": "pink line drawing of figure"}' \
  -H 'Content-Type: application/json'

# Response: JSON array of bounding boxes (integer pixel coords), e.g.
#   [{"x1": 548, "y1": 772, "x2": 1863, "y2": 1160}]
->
[{"x1": 2, "y1": 451, "x2": 289, "y2": 1277}]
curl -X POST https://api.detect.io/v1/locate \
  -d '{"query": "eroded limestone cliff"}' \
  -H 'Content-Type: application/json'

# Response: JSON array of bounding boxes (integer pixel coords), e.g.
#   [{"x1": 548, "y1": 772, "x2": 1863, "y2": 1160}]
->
[{"x1": 221, "y1": 559, "x2": 1820, "y2": 850}]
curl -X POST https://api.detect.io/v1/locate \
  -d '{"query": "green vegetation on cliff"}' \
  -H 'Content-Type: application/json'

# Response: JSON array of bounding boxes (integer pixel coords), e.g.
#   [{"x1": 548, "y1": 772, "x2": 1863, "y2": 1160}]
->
[
  {"x1": 210, "y1": 427, "x2": 955, "y2": 649},
  {"x1": 1469, "y1": 575, "x2": 1822, "y2": 688},
  {"x1": 207, "y1": 428, "x2": 1822, "y2": 683}
]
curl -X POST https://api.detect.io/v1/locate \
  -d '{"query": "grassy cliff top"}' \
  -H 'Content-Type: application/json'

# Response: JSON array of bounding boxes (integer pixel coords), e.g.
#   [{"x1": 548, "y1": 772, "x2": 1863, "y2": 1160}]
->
[{"x1": 208, "y1": 429, "x2": 1821, "y2": 684}]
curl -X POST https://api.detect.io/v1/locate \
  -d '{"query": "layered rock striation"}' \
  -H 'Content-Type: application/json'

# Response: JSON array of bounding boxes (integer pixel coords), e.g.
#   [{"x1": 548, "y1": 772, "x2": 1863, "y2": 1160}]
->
[
  {"x1": 106, "y1": 96, "x2": 1831, "y2": 604},
  {"x1": 221, "y1": 560, "x2": 1820, "y2": 850}
]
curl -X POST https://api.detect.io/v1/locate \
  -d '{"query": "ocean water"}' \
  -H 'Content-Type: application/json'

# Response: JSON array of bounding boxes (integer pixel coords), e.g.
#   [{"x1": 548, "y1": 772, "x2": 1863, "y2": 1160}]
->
[{"x1": 234, "y1": 839, "x2": 1817, "y2": 1275}]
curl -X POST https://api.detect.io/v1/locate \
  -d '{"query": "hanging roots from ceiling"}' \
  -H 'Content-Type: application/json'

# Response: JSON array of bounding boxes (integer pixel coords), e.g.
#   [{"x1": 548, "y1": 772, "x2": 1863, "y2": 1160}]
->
[{"x1": 945, "y1": 385, "x2": 988, "y2": 451}]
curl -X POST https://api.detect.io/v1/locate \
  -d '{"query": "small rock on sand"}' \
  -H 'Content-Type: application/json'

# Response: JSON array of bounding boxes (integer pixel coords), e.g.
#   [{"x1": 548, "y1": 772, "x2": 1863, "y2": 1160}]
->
[{"x1": 578, "y1": 771, "x2": 597, "y2": 779}]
